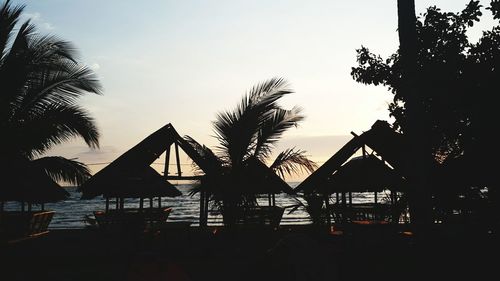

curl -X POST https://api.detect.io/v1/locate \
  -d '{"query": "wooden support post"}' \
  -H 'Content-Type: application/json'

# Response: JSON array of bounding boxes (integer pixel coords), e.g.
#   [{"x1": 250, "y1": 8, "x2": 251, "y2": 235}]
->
[
  {"x1": 21, "y1": 202, "x2": 25, "y2": 212},
  {"x1": 158, "y1": 197, "x2": 161, "y2": 208},
  {"x1": 150, "y1": 197, "x2": 153, "y2": 209},
  {"x1": 105, "y1": 198, "x2": 110, "y2": 212},
  {"x1": 164, "y1": 144, "x2": 171, "y2": 177},
  {"x1": 115, "y1": 198, "x2": 119, "y2": 209},
  {"x1": 341, "y1": 193, "x2": 347, "y2": 223},
  {"x1": 200, "y1": 191, "x2": 204, "y2": 225},
  {"x1": 324, "y1": 194, "x2": 331, "y2": 226},
  {"x1": 272, "y1": 194, "x2": 276, "y2": 207},
  {"x1": 348, "y1": 192, "x2": 353, "y2": 206},
  {"x1": 362, "y1": 145, "x2": 367, "y2": 157},
  {"x1": 175, "y1": 142, "x2": 182, "y2": 177},
  {"x1": 336, "y1": 193, "x2": 340, "y2": 204},
  {"x1": 374, "y1": 192, "x2": 378, "y2": 204},
  {"x1": 268, "y1": 194, "x2": 272, "y2": 206},
  {"x1": 199, "y1": 190, "x2": 209, "y2": 226},
  {"x1": 205, "y1": 192, "x2": 209, "y2": 226},
  {"x1": 41, "y1": 203, "x2": 45, "y2": 211},
  {"x1": 120, "y1": 198, "x2": 124, "y2": 210},
  {"x1": 139, "y1": 198, "x2": 144, "y2": 209}
]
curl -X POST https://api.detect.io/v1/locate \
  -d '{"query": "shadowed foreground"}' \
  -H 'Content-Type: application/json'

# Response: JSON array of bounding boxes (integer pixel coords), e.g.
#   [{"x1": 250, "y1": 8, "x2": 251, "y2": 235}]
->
[{"x1": 1, "y1": 225, "x2": 499, "y2": 281}]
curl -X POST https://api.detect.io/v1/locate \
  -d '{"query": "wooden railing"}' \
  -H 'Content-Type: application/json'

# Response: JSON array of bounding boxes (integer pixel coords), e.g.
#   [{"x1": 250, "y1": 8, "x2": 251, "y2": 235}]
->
[
  {"x1": 330, "y1": 203, "x2": 392, "y2": 224},
  {"x1": 233, "y1": 206, "x2": 285, "y2": 228},
  {"x1": 93, "y1": 207, "x2": 172, "y2": 231}
]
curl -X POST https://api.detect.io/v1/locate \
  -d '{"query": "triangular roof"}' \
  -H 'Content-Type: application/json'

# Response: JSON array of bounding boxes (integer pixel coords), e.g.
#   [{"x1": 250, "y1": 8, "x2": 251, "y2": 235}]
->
[
  {"x1": 0, "y1": 156, "x2": 69, "y2": 203},
  {"x1": 83, "y1": 166, "x2": 182, "y2": 199},
  {"x1": 322, "y1": 155, "x2": 405, "y2": 193},
  {"x1": 241, "y1": 157, "x2": 294, "y2": 195},
  {"x1": 295, "y1": 120, "x2": 407, "y2": 194},
  {"x1": 80, "y1": 123, "x2": 210, "y2": 199},
  {"x1": 198, "y1": 157, "x2": 293, "y2": 196},
  {"x1": 362, "y1": 120, "x2": 406, "y2": 171}
]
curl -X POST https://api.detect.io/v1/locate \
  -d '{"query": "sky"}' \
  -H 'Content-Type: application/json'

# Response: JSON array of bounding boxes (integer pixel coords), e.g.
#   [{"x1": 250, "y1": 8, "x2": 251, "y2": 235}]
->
[{"x1": 12, "y1": 0, "x2": 497, "y2": 181}]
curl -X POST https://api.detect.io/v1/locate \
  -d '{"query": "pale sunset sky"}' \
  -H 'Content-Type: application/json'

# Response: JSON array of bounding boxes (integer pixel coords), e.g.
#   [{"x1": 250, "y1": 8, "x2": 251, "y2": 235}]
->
[{"x1": 14, "y1": 0, "x2": 497, "y2": 182}]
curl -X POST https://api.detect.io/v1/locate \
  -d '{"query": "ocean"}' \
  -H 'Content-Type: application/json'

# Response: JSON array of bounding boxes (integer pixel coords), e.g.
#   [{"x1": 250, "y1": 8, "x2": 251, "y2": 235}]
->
[{"x1": 3, "y1": 183, "x2": 378, "y2": 229}]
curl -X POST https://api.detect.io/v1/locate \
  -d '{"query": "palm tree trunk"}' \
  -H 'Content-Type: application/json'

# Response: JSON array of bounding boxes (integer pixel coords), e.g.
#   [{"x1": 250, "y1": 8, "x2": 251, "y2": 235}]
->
[{"x1": 397, "y1": 0, "x2": 433, "y2": 235}]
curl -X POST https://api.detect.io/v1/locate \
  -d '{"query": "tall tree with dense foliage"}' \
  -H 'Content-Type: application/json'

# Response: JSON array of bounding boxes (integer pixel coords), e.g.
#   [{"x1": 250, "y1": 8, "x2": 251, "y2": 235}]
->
[
  {"x1": 351, "y1": 0, "x2": 500, "y2": 225},
  {"x1": 352, "y1": 0, "x2": 498, "y2": 163},
  {"x1": 0, "y1": 0, "x2": 102, "y2": 186}
]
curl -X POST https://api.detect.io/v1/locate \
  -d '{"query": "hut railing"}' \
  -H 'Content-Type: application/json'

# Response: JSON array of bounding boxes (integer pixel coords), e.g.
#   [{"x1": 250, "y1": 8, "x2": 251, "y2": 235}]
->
[{"x1": 93, "y1": 207, "x2": 172, "y2": 231}]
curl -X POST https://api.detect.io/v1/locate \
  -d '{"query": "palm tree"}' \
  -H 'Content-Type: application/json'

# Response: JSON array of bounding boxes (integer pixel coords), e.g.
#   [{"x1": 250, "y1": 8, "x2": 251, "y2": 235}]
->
[
  {"x1": 187, "y1": 77, "x2": 317, "y2": 225},
  {"x1": 0, "y1": 0, "x2": 101, "y2": 187}
]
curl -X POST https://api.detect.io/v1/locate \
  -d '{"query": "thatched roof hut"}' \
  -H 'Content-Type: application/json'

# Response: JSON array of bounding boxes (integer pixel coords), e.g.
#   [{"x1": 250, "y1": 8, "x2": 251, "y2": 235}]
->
[
  {"x1": 198, "y1": 156, "x2": 293, "y2": 201},
  {"x1": 79, "y1": 123, "x2": 213, "y2": 200},
  {"x1": 82, "y1": 166, "x2": 181, "y2": 199},
  {"x1": 199, "y1": 156, "x2": 292, "y2": 193},
  {"x1": 295, "y1": 120, "x2": 406, "y2": 195},
  {"x1": 0, "y1": 156, "x2": 69, "y2": 204},
  {"x1": 292, "y1": 120, "x2": 415, "y2": 225},
  {"x1": 323, "y1": 155, "x2": 404, "y2": 194},
  {"x1": 240, "y1": 156, "x2": 293, "y2": 195}
]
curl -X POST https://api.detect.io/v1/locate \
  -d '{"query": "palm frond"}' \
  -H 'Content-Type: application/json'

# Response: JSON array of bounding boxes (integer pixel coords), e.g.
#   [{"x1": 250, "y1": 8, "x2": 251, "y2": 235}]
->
[
  {"x1": 247, "y1": 77, "x2": 290, "y2": 101},
  {"x1": 212, "y1": 77, "x2": 293, "y2": 166},
  {"x1": 28, "y1": 34, "x2": 78, "y2": 64},
  {"x1": 14, "y1": 64, "x2": 102, "y2": 119},
  {"x1": 5, "y1": 19, "x2": 35, "y2": 57},
  {"x1": 0, "y1": 20, "x2": 36, "y2": 112},
  {"x1": 212, "y1": 92, "x2": 259, "y2": 166},
  {"x1": 12, "y1": 103, "x2": 99, "y2": 158},
  {"x1": 0, "y1": 1, "x2": 101, "y2": 193},
  {"x1": 0, "y1": 0, "x2": 25, "y2": 60},
  {"x1": 253, "y1": 106, "x2": 305, "y2": 160},
  {"x1": 270, "y1": 148, "x2": 318, "y2": 180},
  {"x1": 183, "y1": 135, "x2": 223, "y2": 174},
  {"x1": 1, "y1": 17, "x2": 88, "y2": 118},
  {"x1": 31, "y1": 156, "x2": 91, "y2": 186}
]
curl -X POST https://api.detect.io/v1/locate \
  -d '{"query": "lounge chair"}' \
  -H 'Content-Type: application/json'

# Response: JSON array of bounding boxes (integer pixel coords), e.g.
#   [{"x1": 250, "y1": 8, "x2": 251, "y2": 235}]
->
[{"x1": 0, "y1": 211, "x2": 54, "y2": 243}]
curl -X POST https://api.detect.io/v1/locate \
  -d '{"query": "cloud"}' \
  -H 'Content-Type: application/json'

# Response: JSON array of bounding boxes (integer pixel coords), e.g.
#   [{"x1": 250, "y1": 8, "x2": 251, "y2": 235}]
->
[
  {"x1": 89, "y1": 63, "x2": 100, "y2": 70},
  {"x1": 42, "y1": 22, "x2": 54, "y2": 30},
  {"x1": 43, "y1": 145, "x2": 120, "y2": 175},
  {"x1": 44, "y1": 145, "x2": 118, "y2": 164},
  {"x1": 22, "y1": 12, "x2": 55, "y2": 31},
  {"x1": 24, "y1": 12, "x2": 41, "y2": 20},
  {"x1": 74, "y1": 146, "x2": 118, "y2": 162}
]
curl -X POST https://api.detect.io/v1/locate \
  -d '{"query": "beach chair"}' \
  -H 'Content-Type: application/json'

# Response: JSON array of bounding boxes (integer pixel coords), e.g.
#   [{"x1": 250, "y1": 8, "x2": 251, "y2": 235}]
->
[
  {"x1": 143, "y1": 207, "x2": 172, "y2": 231},
  {"x1": 0, "y1": 211, "x2": 55, "y2": 243}
]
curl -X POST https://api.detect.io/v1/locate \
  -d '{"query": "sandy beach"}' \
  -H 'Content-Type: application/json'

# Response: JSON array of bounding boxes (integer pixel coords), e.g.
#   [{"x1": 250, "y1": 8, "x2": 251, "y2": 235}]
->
[{"x1": 2, "y1": 225, "x2": 498, "y2": 281}]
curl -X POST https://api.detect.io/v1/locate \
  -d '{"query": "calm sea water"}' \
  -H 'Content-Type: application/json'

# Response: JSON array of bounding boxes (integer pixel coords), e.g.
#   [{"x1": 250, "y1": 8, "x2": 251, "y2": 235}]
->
[{"x1": 4, "y1": 183, "x2": 378, "y2": 229}]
